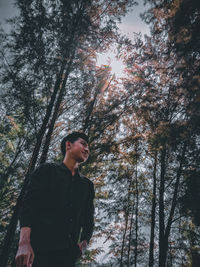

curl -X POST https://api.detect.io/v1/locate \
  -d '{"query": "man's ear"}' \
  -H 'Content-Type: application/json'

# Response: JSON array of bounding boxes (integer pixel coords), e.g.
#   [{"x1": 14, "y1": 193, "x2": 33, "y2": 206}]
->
[{"x1": 65, "y1": 141, "x2": 72, "y2": 152}]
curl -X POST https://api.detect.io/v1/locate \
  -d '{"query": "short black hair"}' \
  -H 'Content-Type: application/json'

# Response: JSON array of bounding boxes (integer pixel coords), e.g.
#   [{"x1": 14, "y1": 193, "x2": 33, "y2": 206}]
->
[{"x1": 60, "y1": 132, "x2": 89, "y2": 156}]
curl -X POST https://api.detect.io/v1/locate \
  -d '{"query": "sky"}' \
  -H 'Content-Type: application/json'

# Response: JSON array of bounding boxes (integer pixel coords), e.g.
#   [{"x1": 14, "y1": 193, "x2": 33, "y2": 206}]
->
[
  {"x1": 97, "y1": 1, "x2": 150, "y2": 78},
  {"x1": 0, "y1": 0, "x2": 19, "y2": 31},
  {"x1": 0, "y1": 0, "x2": 151, "y2": 77},
  {"x1": 118, "y1": 1, "x2": 150, "y2": 38}
]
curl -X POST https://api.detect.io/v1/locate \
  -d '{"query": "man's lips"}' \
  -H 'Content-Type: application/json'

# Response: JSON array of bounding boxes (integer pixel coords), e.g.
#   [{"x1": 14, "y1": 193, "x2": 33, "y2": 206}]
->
[{"x1": 82, "y1": 151, "x2": 88, "y2": 157}]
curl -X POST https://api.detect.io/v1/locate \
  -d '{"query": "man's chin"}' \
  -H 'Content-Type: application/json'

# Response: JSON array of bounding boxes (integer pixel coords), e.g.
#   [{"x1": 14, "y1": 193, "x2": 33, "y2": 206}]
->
[{"x1": 77, "y1": 157, "x2": 87, "y2": 164}]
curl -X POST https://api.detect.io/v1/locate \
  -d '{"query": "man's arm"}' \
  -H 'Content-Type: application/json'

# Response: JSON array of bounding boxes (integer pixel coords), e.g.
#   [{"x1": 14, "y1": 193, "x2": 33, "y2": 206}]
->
[
  {"x1": 16, "y1": 164, "x2": 51, "y2": 267},
  {"x1": 15, "y1": 227, "x2": 34, "y2": 267},
  {"x1": 80, "y1": 181, "x2": 95, "y2": 245}
]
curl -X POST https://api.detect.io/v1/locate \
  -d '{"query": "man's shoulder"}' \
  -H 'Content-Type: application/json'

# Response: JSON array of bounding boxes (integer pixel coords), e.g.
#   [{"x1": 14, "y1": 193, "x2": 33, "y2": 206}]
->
[
  {"x1": 80, "y1": 175, "x2": 95, "y2": 200},
  {"x1": 80, "y1": 174, "x2": 93, "y2": 184},
  {"x1": 31, "y1": 162, "x2": 59, "y2": 177},
  {"x1": 35, "y1": 162, "x2": 58, "y2": 171}
]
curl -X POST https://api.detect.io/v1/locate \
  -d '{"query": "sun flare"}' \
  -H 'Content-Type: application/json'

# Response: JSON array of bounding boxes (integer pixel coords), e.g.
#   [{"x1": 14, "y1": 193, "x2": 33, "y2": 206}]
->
[{"x1": 97, "y1": 50, "x2": 125, "y2": 79}]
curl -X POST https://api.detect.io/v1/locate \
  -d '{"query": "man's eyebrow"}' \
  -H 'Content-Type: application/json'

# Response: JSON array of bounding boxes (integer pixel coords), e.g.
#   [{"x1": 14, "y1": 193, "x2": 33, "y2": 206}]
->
[{"x1": 81, "y1": 140, "x2": 88, "y2": 145}]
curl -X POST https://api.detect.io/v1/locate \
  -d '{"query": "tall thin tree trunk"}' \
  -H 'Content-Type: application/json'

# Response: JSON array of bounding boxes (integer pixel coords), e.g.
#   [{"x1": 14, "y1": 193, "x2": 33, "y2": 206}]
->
[
  {"x1": 82, "y1": 75, "x2": 113, "y2": 133},
  {"x1": 127, "y1": 172, "x2": 136, "y2": 267},
  {"x1": 120, "y1": 213, "x2": 129, "y2": 267},
  {"x1": 159, "y1": 143, "x2": 186, "y2": 267},
  {"x1": 120, "y1": 179, "x2": 132, "y2": 267},
  {"x1": 162, "y1": 143, "x2": 187, "y2": 265},
  {"x1": 134, "y1": 157, "x2": 138, "y2": 267},
  {"x1": 27, "y1": 63, "x2": 66, "y2": 172},
  {"x1": 39, "y1": 53, "x2": 76, "y2": 164},
  {"x1": 39, "y1": 5, "x2": 88, "y2": 164},
  {"x1": 127, "y1": 204, "x2": 134, "y2": 267},
  {"x1": 159, "y1": 147, "x2": 167, "y2": 267},
  {"x1": 149, "y1": 153, "x2": 157, "y2": 267}
]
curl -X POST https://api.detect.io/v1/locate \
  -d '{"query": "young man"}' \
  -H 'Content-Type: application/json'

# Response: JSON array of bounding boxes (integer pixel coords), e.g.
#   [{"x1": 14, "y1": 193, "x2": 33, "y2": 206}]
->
[{"x1": 15, "y1": 132, "x2": 95, "y2": 267}]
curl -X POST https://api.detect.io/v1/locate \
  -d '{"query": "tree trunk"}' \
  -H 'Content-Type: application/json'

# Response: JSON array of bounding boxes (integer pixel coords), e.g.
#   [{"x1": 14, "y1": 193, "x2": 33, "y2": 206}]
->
[
  {"x1": 163, "y1": 143, "x2": 187, "y2": 264},
  {"x1": 127, "y1": 169, "x2": 136, "y2": 267},
  {"x1": 120, "y1": 179, "x2": 132, "y2": 267},
  {"x1": 27, "y1": 63, "x2": 66, "y2": 173},
  {"x1": 127, "y1": 203, "x2": 134, "y2": 267},
  {"x1": 120, "y1": 212, "x2": 129, "y2": 267},
  {"x1": 134, "y1": 160, "x2": 138, "y2": 267},
  {"x1": 159, "y1": 143, "x2": 186, "y2": 267},
  {"x1": 149, "y1": 153, "x2": 157, "y2": 267},
  {"x1": 159, "y1": 147, "x2": 167, "y2": 267},
  {"x1": 39, "y1": 53, "x2": 76, "y2": 164},
  {"x1": 39, "y1": 4, "x2": 90, "y2": 164}
]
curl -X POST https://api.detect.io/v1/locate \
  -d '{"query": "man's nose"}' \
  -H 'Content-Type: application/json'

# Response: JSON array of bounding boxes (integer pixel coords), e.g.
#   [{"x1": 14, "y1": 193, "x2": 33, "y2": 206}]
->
[{"x1": 84, "y1": 146, "x2": 89, "y2": 153}]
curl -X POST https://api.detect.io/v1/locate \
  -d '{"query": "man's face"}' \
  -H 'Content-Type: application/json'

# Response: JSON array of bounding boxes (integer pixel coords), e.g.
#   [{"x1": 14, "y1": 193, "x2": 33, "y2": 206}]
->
[{"x1": 67, "y1": 138, "x2": 89, "y2": 163}]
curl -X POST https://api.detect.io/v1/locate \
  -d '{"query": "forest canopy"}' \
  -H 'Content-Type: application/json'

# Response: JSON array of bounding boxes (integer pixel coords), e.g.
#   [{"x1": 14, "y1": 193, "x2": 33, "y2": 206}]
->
[{"x1": 0, "y1": 0, "x2": 200, "y2": 266}]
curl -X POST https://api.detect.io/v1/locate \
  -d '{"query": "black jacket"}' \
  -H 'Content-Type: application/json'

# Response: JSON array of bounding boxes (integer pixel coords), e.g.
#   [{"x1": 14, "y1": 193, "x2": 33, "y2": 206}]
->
[{"x1": 20, "y1": 162, "x2": 95, "y2": 252}]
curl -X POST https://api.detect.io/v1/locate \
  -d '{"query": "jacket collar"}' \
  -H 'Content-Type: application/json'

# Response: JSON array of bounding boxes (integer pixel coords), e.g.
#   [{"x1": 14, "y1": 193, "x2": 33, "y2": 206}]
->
[{"x1": 60, "y1": 162, "x2": 81, "y2": 177}]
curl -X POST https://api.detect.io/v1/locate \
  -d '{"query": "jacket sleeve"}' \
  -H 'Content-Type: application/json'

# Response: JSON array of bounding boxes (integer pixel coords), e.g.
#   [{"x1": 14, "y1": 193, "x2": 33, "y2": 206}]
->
[
  {"x1": 19, "y1": 163, "x2": 51, "y2": 228},
  {"x1": 80, "y1": 181, "x2": 95, "y2": 243}
]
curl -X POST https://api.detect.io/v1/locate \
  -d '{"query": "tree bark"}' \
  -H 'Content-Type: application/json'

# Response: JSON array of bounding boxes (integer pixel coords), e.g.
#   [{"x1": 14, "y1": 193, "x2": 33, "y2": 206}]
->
[
  {"x1": 39, "y1": 3, "x2": 90, "y2": 164},
  {"x1": 39, "y1": 54, "x2": 76, "y2": 164},
  {"x1": 159, "y1": 143, "x2": 186, "y2": 267},
  {"x1": 162, "y1": 143, "x2": 187, "y2": 264},
  {"x1": 159, "y1": 147, "x2": 167, "y2": 267},
  {"x1": 127, "y1": 202, "x2": 134, "y2": 267},
  {"x1": 120, "y1": 178, "x2": 132, "y2": 267},
  {"x1": 27, "y1": 63, "x2": 66, "y2": 173},
  {"x1": 134, "y1": 158, "x2": 138, "y2": 267},
  {"x1": 149, "y1": 153, "x2": 157, "y2": 267}
]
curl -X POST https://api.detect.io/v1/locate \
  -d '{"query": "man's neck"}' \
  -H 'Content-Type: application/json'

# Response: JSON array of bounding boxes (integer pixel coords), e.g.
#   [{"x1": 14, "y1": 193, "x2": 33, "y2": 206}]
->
[{"x1": 63, "y1": 157, "x2": 79, "y2": 176}]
